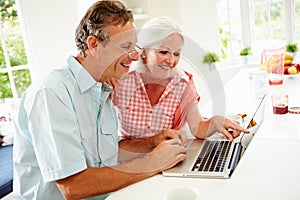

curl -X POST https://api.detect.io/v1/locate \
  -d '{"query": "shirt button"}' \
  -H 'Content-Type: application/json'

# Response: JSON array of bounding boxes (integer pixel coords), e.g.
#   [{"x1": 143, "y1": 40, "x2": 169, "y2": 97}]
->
[
  {"x1": 94, "y1": 102, "x2": 97, "y2": 106},
  {"x1": 147, "y1": 126, "x2": 151, "y2": 129},
  {"x1": 149, "y1": 110, "x2": 152, "y2": 114}
]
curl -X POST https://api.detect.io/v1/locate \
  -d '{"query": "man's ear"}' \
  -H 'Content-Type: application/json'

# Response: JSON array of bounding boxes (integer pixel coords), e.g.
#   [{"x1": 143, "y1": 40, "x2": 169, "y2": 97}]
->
[{"x1": 87, "y1": 36, "x2": 99, "y2": 56}]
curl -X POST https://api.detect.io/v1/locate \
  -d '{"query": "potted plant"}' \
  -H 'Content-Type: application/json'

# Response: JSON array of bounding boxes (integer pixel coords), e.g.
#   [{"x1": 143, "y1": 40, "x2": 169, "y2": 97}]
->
[
  {"x1": 202, "y1": 52, "x2": 220, "y2": 71},
  {"x1": 239, "y1": 46, "x2": 251, "y2": 64},
  {"x1": 285, "y1": 43, "x2": 298, "y2": 57}
]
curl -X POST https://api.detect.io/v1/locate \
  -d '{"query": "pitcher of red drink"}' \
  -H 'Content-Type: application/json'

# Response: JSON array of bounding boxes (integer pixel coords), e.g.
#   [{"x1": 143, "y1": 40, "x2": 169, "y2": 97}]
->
[{"x1": 261, "y1": 47, "x2": 285, "y2": 85}]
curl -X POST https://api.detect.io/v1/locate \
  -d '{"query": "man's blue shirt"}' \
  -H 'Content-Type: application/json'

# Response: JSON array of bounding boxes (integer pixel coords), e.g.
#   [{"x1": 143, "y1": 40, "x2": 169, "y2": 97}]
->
[{"x1": 13, "y1": 56, "x2": 118, "y2": 200}]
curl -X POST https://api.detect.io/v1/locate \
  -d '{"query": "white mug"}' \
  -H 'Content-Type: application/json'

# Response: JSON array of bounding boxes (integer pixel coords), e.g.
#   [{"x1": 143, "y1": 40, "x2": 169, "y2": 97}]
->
[{"x1": 165, "y1": 187, "x2": 200, "y2": 200}]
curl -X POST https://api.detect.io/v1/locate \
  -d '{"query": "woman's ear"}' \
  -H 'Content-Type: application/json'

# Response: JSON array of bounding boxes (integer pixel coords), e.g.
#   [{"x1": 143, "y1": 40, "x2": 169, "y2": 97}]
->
[{"x1": 141, "y1": 51, "x2": 146, "y2": 64}]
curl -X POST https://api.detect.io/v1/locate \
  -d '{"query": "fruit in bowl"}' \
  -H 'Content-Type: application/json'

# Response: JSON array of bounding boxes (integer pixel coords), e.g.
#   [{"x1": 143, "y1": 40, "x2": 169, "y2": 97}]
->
[
  {"x1": 288, "y1": 66, "x2": 298, "y2": 74},
  {"x1": 284, "y1": 63, "x2": 300, "y2": 75},
  {"x1": 295, "y1": 63, "x2": 300, "y2": 72},
  {"x1": 284, "y1": 52, "x2": 294, "y2": 63}
]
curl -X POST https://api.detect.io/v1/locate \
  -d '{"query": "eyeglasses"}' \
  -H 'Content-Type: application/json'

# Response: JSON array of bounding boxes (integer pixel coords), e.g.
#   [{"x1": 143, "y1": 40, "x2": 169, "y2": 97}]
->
[{"x1": 109, "y1": 40, "x2": 142, "y2": 58}]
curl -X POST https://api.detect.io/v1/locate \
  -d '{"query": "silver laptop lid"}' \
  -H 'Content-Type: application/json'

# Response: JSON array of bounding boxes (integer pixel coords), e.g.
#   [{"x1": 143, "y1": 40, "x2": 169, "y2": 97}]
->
[{"x1": 243, "y1": 94, "x2": 266, "y2": 130}]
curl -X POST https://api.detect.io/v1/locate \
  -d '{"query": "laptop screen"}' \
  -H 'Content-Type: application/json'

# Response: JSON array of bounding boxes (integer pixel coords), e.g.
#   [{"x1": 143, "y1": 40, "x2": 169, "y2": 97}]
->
[
  {"x1": 240, "y1": 94, "x2": 266, "y2": 149},
  {"x1": 244, "y1": 94, "x2": 266, "y2": 130}
]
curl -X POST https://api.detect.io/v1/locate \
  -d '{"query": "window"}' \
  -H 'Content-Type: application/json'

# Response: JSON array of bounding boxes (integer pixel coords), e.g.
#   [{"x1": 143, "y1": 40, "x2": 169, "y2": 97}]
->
[
  {"x1": 295, "y1": 0, "x2": 300, "y2": 42},
  {"x1": 0, "y1": 0, "x2": 31, "y2": 101},
  {"x1": 252, "y1": 0, "x2": 286, "y2": 53},
  {"x1": 217, "y1": 0, "x2": 299, "y2": 63},
  {"x1": 217, "y1": 0, "x2": 242, "y2": 61}
]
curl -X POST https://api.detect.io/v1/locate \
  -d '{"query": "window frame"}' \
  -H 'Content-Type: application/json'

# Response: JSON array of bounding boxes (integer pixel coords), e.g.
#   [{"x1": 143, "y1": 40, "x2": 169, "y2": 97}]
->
[
  {"x1": 218, "y1": 0, "x2": 298, "y2": 65},
  {"x1": 0, "y1": 0, "x2": 31, "y2": 100}
]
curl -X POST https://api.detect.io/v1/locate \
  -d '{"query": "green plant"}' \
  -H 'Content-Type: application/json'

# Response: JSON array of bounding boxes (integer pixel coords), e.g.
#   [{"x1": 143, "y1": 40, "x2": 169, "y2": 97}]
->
[
  {"x1": 285, "y1": 43, "x2": 299, "y2": 53},
  {"x1": 202, "y1": 52, "x2": 220, "y2": 65},
  {"x1": 219, "y1": 27, "x2": 229, "y2": 59},
  {"x1": 240, "y1": 47, "x2": 252, "y2": 56}
]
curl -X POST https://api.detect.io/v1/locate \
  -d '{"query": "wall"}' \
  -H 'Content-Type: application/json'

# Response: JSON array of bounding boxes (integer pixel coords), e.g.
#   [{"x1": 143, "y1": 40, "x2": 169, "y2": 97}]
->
[
  {"x1": 178, "y1": 0, "x2": 220, "y2": 53},
  {"x1": 17, "y1": 0, "x2": 80, "y2": 82},
  {"x1": 125, "y1": 0, "x2": 220, "y2": 52},
  {"x1": 18, "y1": 0, "x2": 220, "y2": 82}
]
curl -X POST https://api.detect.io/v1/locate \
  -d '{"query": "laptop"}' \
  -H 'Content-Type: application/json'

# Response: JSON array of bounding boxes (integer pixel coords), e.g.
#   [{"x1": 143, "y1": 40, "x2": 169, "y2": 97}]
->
[{"x1": 162, "y1": 94, "x2": 266, "y2": 179}]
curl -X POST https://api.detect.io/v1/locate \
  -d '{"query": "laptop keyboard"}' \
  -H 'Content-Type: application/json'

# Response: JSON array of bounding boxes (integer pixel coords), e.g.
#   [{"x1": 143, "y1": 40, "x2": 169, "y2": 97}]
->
[{"x1": 191, "y1": 140, "x2": 231, "y2": 172}]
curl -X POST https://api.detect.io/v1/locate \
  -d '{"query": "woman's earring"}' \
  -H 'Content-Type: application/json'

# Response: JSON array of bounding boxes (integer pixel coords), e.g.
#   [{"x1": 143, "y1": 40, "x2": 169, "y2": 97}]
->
[{"x1": 141, "y1": 54, "x2": 146, "y2": 64}]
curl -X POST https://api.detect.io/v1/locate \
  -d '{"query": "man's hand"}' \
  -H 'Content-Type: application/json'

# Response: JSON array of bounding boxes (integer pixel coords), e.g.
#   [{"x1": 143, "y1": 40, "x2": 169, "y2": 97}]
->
[
  {"x1": 152, "y1": 129, "x2": 188, "y2": 147},
  {"x1": 146, "y1": 138, "x2": 187, "y2": 172}
]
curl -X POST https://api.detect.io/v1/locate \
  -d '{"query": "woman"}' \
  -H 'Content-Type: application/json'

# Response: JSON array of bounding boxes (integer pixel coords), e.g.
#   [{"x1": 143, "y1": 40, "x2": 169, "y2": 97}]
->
[{"x1": 112, "y1": 16, "x2": 247, "y2": 141}]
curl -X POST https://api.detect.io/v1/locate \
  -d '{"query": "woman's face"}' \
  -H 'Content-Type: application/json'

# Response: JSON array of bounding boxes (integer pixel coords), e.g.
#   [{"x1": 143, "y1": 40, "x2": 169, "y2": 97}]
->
[{"x1": 143, "y1": 33, "x2": 183, "y2": 80}]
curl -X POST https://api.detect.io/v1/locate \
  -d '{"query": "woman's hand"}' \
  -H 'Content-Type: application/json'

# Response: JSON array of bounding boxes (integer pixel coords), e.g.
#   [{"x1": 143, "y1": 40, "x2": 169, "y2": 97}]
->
[{"x1": 210, "y1": 115, "x2": 249, "y2": 141}]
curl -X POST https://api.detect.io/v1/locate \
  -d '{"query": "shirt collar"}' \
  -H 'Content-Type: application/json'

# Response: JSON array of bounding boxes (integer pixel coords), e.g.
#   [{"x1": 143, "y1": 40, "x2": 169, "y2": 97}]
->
[
  {"x1": 171, "y1": 69, "x2": 189, "y2": 84},
  {"x1": 100, "y1": 82, "x2": 113, "y2": 101},
  {"x1": 67, "y1": 56, "x2": 113, "y2": 95},
  {"x1": 67, "y1": 56, "x2": 96, "y2": 93}
]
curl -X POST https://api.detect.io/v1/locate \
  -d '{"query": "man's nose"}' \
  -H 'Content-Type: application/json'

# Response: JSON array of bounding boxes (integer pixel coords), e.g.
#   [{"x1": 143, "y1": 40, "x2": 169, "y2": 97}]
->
[{"x1": 129, "y1": 51, "x2": 139, "y2": 61}]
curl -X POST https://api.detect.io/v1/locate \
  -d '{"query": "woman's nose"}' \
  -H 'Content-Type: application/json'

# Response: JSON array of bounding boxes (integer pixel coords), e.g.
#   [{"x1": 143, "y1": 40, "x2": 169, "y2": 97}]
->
[{"x1": 166, "y1": 53, "x2": 175, "y2": 67}]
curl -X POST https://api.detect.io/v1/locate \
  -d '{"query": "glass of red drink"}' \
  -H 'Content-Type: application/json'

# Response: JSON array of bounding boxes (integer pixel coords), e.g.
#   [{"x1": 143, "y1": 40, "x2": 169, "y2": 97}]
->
[{"x1": 271, "y1": 94, "x2": 288, "y2": 115}]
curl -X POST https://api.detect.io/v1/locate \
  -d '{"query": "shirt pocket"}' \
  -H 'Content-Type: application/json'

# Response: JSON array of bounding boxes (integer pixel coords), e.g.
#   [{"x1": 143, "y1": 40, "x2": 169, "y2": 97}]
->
[
  {"x1": 99, "y1": 126, "x2": 118, "y2": 166},
  {"x1": 81, "y1": 126, "x2": 102, "y2": 167}
]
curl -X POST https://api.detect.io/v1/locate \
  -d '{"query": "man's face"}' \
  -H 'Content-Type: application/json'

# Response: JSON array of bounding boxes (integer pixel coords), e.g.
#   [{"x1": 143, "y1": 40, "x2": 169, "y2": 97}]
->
[{"x1": 100, "y1": 22, "x2": 138, "y2": 81}]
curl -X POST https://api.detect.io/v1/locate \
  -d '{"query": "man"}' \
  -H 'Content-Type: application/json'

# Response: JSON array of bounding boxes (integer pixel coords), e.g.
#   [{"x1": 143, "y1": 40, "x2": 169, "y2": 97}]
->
[{"x1": 13, "y1": 1, "x2": 186, "y2": 199}]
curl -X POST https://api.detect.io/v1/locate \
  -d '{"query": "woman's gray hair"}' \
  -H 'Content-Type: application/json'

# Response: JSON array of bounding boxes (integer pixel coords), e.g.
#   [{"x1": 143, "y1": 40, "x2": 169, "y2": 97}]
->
[
  {"x1": 131, "y1": 16, "x2": 183, "y2": 77},
  {"x1": 137, "y1": 16, "x2": 184, "y2": 49}
]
